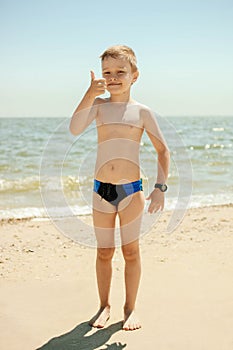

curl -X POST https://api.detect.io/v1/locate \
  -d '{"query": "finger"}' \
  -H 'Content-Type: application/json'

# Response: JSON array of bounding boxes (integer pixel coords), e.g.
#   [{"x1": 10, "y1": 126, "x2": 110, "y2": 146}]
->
[
  {"x1": 147, "y1": 204, "x2": 154, "y2": 213},
  {"x1": 154, "y1": 205, "x2": 161, "y2": 212},
  {"x1": 96, "y1": 84, "x2": 106, "y2": 91},
  {"x1": 96, "y1": 82, "x2": 107, "y2": 92},
  {"x1": 148, "y1": 203, "x2": 161, "y2": 213},
  {"x1": 95, "y1": 79, "x2": 107, "y2": 85},
  {"x1": 90, "y1": 70, "x2": 95, "y2": 81}
]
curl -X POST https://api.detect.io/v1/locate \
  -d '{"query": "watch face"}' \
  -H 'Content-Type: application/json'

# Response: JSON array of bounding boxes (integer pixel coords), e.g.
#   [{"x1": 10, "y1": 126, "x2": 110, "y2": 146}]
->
[
  {"x1": 155, "y1": 183, "x2": 168, "y2": 192},
  {"x1": 161, "y1": 184, "x2": 167, "y2": 192}
]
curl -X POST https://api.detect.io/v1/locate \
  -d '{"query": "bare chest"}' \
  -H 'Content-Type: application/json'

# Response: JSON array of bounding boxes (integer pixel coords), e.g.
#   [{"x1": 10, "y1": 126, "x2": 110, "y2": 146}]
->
[{"x1": 96, "y1": 103, "x2": 143, "y2": 141}]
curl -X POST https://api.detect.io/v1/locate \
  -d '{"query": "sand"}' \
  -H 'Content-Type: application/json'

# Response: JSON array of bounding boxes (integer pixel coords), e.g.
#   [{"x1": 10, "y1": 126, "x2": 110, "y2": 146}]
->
[{"x1": 1, "y1": 204, "x2": 233, "y2": 350}]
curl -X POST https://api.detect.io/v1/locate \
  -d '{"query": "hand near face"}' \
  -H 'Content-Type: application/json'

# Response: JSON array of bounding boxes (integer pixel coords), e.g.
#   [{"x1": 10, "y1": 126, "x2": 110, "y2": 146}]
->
[{"x1": 88, "y1": 70, "x2": 107, "y2": 97}]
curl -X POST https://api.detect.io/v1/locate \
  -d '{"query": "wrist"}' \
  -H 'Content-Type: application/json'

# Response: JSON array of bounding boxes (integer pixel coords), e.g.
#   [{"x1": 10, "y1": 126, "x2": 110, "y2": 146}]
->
[
  {"x1": 86, "y1": 88, "x2": 97, "y2": 100},
  {"x1": 154, "y1": 183, "x2": 168, "y2": 192}
]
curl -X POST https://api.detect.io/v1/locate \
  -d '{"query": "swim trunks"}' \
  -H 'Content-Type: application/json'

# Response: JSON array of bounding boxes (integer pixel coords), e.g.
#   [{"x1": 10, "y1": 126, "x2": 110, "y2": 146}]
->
[{"x1": 93, "y1": 179, "x2": 143, "y2": 207}]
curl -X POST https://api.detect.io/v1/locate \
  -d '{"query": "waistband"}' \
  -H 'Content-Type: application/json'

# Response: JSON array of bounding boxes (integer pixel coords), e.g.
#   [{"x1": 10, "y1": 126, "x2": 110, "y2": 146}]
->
[{"x1": 94, "y1": 179, "x2": 143, "y2": 195}]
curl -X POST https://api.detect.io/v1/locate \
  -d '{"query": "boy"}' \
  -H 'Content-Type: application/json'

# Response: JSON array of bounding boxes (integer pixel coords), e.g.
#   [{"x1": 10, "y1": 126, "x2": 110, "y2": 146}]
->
[{"x1": 69, "y1": 45, "x2": 170, "y2": 331}]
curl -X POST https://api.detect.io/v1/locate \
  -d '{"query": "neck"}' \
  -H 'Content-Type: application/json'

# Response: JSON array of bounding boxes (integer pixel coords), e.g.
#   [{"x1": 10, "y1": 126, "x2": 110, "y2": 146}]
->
[{"x1": 109, "y1": 91, "x2": 133, "y2": 103}]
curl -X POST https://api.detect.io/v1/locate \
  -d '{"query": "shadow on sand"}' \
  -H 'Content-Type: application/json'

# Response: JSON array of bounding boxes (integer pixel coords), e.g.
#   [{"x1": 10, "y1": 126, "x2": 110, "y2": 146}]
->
[{"x1": 36, "y1": 320, "x2": 127, "y2": 350}]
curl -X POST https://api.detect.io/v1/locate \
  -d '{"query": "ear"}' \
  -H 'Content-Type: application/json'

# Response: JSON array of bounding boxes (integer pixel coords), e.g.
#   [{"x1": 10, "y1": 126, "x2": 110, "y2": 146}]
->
[{"x1": 132, "y1": 70, "x2": 139, "y2": 84}]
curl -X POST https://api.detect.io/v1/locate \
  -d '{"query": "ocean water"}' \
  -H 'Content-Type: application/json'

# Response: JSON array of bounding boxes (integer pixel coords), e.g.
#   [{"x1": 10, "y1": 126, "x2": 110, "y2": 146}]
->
[{"x1": 0, "y1": 115, "x2": 232, "y2": 220}]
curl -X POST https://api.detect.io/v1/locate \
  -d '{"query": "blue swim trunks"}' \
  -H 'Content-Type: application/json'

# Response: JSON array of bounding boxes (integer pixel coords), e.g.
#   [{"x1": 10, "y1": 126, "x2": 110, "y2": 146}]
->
[{"x1": 94, "y1": 179, "x2": 143, "y2": 207}]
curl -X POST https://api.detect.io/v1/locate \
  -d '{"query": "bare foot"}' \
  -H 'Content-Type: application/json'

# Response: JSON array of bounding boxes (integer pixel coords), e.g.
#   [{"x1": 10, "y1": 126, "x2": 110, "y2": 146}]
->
[
  {"x1": 123, "y1": 309, "x2": 141, "y2": 331},
  {"x1": 89, "y1": 306, "x2": 110, "y2": 328}
]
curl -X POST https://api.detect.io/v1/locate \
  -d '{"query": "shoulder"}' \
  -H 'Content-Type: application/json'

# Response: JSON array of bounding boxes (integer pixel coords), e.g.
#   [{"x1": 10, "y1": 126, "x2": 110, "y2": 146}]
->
[
  {"x1": 133, "y1": 103, "x2": 162, "y2": 132},
  {"x1": 132, "y1": 101, "x2": 154, "y2": 115},
  {"x1": 133, "y1": 102, "x2": 158, "y2": 124}
]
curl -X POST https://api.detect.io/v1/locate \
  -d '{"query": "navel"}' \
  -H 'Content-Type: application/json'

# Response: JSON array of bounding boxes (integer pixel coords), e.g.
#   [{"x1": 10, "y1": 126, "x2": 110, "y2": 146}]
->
[{"x1": 107, "y1": 162, "x2": 114, "y2": 171}]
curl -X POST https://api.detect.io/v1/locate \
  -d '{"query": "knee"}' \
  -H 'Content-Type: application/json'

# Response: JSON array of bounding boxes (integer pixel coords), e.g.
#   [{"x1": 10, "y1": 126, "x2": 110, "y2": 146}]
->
[
  {"x1": 121, "y1": 245, "x2": 140, "y2": 262},
  {"x1": 97, "y1": 247, "x2": 115, "y2": 261}
]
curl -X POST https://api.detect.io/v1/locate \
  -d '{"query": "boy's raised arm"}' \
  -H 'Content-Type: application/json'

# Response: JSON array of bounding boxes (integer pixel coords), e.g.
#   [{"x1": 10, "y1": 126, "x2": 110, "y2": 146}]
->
[{"x1": 69, "y1": 71, "x2": 106, "y2": 135}]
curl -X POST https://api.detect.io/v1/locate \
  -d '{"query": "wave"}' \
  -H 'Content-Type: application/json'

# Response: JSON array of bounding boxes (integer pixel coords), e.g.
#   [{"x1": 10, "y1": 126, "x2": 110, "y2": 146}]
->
[
  {"x1": 0, "y1": 176, "x2": 40, "y2": 193},
  {"x1": 0, "y1": 175, "x2": 94, "y2": 193},
  {"x1": 1, "y1": 193, "x2": 232, "y2": 221}
]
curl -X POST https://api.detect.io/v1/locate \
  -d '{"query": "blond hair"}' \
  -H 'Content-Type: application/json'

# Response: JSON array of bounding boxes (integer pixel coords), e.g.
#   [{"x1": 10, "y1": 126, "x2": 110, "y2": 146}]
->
[{"x1": 100, "y1": 45, "x2": 138, "y2": 72}]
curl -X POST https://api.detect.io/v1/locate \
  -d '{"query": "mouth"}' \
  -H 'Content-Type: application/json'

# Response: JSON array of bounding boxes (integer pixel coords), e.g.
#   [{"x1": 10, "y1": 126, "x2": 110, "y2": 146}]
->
[{"x1": 107, "y1": 83, "x2": 122, "y2": 87}]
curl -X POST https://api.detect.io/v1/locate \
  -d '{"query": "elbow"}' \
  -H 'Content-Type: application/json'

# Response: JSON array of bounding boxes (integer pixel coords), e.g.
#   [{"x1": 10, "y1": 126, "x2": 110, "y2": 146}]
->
[
  {"x1": 69, "y1": 115, "x2": 75, "y2": 135},
  {"x1": 158, "y1": 145, "x2": 170, "y2": 161},
  {"x1": 69, "y1": 123, "x2": 77, "y2": 136},
  {"x1": 164, "y1": 148, "x2": 170, "y2": 164},
  {"x1": 165, "y1": 146, "x2": 170, "y2": 160},
  {"x1": 69, "y1": 118, "x2": 80, "y2": 136}
]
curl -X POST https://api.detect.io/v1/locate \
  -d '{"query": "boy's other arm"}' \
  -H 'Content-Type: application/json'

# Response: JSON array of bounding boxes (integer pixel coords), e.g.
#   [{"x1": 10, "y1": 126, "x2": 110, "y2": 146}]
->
[
  {"x1": 142, "y1": 109, "x2": 170, "y2": 212},
  {"x1": 69, "y1": 71, "x2": 106, "y2": 136}
]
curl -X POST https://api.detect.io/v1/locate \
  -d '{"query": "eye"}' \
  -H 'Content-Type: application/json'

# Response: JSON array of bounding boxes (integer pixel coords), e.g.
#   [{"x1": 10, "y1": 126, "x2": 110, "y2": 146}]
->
[
  {"x1": 103, "y1": 71, "x2": 110, "y2": 75},
  {"x1": 118, "y1": 71, "x2": 125, "y2": 74}
]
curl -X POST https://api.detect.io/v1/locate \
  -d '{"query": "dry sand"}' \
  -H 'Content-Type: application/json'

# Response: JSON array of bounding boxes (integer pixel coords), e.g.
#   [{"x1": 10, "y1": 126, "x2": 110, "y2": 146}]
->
[{"x1": 1, "y1": 204, "x2": 233, "y2": 350}]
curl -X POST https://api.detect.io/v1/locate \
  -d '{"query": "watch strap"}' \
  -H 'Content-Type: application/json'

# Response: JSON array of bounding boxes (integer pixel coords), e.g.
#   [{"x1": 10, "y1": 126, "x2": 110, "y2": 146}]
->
[{"x1": 154, "y1": 183, "x2": 168, "y2": 192}]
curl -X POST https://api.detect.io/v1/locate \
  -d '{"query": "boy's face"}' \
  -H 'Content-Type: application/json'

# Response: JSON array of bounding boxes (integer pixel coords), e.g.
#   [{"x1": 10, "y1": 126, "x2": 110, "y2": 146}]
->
[{"x1": 102, "y1": 57, "x2": 138, "y2": 96}]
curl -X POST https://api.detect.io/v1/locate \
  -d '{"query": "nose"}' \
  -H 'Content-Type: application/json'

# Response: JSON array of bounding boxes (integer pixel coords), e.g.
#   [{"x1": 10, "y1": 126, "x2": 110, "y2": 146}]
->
[{"x1": 108, "y1": 73, "x2": 118, "y2": 81}]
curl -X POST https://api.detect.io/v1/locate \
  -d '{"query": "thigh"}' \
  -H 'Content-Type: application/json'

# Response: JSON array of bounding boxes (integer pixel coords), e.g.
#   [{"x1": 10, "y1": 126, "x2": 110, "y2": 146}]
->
[
  {"x1": 93, "y1": 191, "x2": 117, "y2": 214},
  {"x1": 118, "y1": 191, "x2": 145, "y2": 246},
  {"x1": 92, "y1": 192, "x2": 117, "y2": 248}
]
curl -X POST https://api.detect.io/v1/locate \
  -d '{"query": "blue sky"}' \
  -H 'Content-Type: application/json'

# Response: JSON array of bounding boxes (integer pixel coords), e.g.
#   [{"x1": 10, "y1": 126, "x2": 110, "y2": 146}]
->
[{"x1": 0, "y1": 0, "x2": 233, "y2": 117}]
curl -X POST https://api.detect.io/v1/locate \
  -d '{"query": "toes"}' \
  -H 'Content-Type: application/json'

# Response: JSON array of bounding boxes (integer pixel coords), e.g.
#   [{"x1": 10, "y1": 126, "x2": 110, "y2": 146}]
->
[
  {"x1": 96, "y1": 324, "x2": 104, "y2": 328},
  {"x1": 122, "y1": 322, "x2": 129, "y2": 331},
  {"x1": 94, "y1": 322, "x2": 105, "y2": 328},
  {"x1": 123, "y1": 323, "x2": 133, "y2": 331},
  {"x1": 92, "y1": 321, "x2": 101, "y2": 328},
  {"x1": 90, "y1": 308, "x2": 110, "y2": 328},
  {"x1": 92, "y1": 320, "x2": 106, "y2": 328},
  {"x1": 123, "y1": 311, "x2": 141, "y2": 331},
  {"x1": 123, "y1": 322, "x2": 141, "y2": 331}
]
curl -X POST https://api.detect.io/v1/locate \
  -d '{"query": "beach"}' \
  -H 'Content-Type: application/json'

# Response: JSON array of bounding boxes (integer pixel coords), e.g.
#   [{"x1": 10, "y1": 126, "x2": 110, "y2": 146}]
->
[
  {"x1": 1, "y1": 0, "x2": 233, "y2": 347},
  {"x1": 1, "y1": 204, "x2": 233, "y2": 350}
]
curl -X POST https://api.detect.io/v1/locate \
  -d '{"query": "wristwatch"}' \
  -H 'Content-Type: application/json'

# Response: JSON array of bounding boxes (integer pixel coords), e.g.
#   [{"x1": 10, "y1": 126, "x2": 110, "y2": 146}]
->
[{"x1": 154, "y1": 183, "x2": 168, "y2": 192}]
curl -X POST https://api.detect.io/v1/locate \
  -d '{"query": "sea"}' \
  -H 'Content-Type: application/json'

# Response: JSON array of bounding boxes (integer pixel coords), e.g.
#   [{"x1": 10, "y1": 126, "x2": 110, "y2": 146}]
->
[{"x1": 0, "y1": 115, "x2": 232, "y2": 220}]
